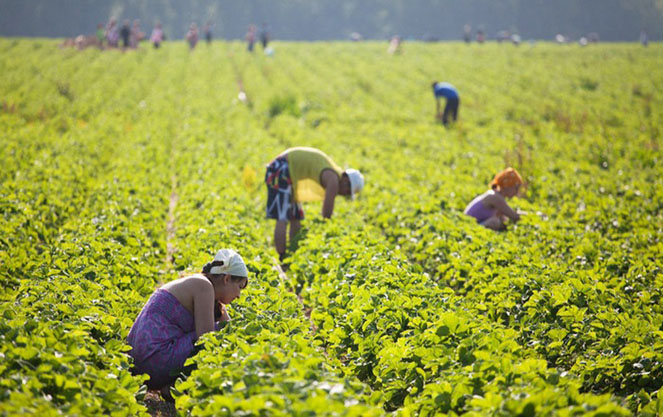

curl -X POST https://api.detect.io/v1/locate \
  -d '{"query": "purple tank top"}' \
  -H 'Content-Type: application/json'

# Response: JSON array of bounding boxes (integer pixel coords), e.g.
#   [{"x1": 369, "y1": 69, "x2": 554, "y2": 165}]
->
[
  {"x1": 464, "y1": 192, "x2": 497, "y2": 223},
  {"x1": 127, "y1": 289, "x2": 197, "y2": 388}
]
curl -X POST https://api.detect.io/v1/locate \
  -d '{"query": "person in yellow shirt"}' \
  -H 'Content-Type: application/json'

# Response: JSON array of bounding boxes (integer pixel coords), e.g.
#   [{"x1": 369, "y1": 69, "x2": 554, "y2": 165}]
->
[{"x1": 265, "y1": 147, "x2": 364, "y2": 261}]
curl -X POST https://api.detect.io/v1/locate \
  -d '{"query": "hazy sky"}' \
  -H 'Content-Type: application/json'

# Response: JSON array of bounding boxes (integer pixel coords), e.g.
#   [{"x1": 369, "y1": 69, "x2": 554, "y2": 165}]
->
[{"x1": 1, "y1": 0, "x2": 661, "y2": 41}]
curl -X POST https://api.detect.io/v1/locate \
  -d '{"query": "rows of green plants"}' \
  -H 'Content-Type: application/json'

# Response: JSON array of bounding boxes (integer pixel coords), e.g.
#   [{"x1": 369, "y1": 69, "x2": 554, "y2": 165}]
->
[
  {"x1": 299, "y1": 44, "x2": 662, "y2": 414},
  {"x1": 0, "y1": 39, "x2": 386, "y2": 416},
  {"x1": 347, "y1": 46, "x2": 663, "y2": 414},
  {"x1": 148, "y1": 50, "x2": 385, "y2": 415},
  {"x1": 1, "y1": 38, "x2": 662, "y2": 416},
  {"x1": 1, "y1": 53, "x2": 167, "y2": 415},
  {"x1": 287, "y1": 217, "x2": 637, "y2": 415}
]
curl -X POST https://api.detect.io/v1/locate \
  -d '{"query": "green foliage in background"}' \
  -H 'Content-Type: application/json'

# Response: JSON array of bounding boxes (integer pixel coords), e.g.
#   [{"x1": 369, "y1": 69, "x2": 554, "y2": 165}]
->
[{"x1": 0, "y1": 39, "x2": 661, "y2": 416}]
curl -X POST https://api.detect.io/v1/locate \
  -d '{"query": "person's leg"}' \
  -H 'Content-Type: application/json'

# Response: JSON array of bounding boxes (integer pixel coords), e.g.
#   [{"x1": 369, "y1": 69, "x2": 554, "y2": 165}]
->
[
  {"x1": 442, "y1": 99, "x2": 451, "y2": 125},
  {"x1": 266, "y1": 157, "x2": 290, "y2": 258},
  {"x1": 274, "y1": 220, "x2": 287, "y2": 258},
  {"x1": 452, "y1": 98, "x2": 459, "y2": 121},
  {"x1": 480, "y1": 216, "x2": 505, "y2": 231}
]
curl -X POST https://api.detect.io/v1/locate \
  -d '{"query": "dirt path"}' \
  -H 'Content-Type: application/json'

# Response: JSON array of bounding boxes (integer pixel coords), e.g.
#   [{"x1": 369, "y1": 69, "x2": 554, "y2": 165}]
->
[
  {"x1": 144, "y1": 391, "x2": 175, "y2": 417},
  {"x1": 228, "y1": 52, "x2": 251, "y2": 105},
  {"x1": 146, "y1": 54, "x2": 242, "y2": 414},
  {"x1": 273, "y1": 261, "x2": 316, "y2": 333},
  {"x1": 165, "y1": 173, "x2": 179, "y2": 269}
]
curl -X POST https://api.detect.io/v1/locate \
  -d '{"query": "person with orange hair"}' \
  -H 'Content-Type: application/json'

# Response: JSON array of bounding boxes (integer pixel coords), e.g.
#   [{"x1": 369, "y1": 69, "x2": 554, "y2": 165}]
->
[{"x1": 464, "y1": 167, "x2": 523, "y2": 230}]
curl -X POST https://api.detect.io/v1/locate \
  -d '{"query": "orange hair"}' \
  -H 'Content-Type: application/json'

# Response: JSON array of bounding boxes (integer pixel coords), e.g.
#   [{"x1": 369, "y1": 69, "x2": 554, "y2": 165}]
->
[{"x1": 490, "y1": 167, "x2": 523, "y2": 190}]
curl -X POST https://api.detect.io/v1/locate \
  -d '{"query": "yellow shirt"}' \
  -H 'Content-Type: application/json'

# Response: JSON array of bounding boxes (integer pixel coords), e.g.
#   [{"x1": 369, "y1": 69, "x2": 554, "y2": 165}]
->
[{"x1": 283, "y1": 147, "x2": 342, "y2": 202}]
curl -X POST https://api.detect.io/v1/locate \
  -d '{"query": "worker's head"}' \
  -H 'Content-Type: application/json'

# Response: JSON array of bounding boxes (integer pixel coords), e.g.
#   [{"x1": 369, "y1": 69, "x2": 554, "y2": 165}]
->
[
  {"x1": 201, "y1": 249, "x2": 249, "y2": 304},
  {"x1": 340, "y1": 169, "x2": 364, "y2": 199},
  {"x1": 490, "y1": 167, "x2": 523, "y2": 198}
]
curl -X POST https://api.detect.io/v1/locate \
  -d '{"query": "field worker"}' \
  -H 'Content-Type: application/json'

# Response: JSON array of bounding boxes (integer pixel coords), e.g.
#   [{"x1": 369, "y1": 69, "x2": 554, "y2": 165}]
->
[
  {"x1": 464, "y1": 167, "x2": 523, "y2": 231},
  {"x1": 127, "y1": 249, "x2": 248, "y2": 400},
  {"x1": 265, "y1": 147, "x2": 364, "y2": 262},
  {"x1": 246, "y1": 24, "x2": 257, "y2": 52},
  {"x1": 95, "y1": 23, "x2": 105, "y2": 47},
  {"x1": 203, "y1": 21, "x2": 213, "y2": 45},
  {"x1": 432, "y1": 81, "x2": 460, "y2": 125},
  {"x1": 130, "y1": 20, "x2": 143, "y2": 49},
  {"x1": 150, "y1": 22, "x2": 164, "y2": 49},
  {"x1": 260, "y1": 22, "x2": 270, "y2": 49},
  {"x1": 186, "y1": 23, "x2": 199, "y2": 50},
  {"x1": 105, "y1": 18, "x2": 119, "y2": 48},
  {"x1": 387, "y1": 35, "x2": 402, "y2": 55},
  {"x1": 120, "y1": 20, "x2": 131, "y2": 49}
]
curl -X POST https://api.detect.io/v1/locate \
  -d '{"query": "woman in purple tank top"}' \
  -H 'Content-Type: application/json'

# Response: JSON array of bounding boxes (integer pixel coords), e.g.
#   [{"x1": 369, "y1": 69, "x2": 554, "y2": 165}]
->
[
  {"x1": 464, "y1": 167, "x2": 523, "y2": 230},
  {"x1": 127, "y1": 249, "x2": 249, "y2": 401}
]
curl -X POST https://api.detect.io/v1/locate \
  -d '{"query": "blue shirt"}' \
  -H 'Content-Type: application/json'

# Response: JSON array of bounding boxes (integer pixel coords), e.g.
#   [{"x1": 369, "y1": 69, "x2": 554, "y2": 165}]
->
[{"x1": 433, "y1": 82, "x2": 459, "y2": 99}]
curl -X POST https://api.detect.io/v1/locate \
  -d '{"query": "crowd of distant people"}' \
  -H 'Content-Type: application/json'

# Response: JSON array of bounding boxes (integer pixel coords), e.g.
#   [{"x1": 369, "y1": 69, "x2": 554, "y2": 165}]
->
[
  {"x1": 60, "y1": 18, "x2": 150, "y2": 50},
  {"x1": 245, "y1": 23, "x2": 271, "y2": 53},
  {"x1": 60, "y1": 18, "x2": 273, "y2": 53},
  {"x1": 61, "y1": 18, "x2": 652, "y2": 52},
  {"x1": 458, "y1": 23, "x2": 651, "y2": 47},
  {"x1": 458, "y1": 23, "x2": 604, "y2": 46},
  {"x1": 102, "y1": 19, "x2": 146, "y2": 49}
]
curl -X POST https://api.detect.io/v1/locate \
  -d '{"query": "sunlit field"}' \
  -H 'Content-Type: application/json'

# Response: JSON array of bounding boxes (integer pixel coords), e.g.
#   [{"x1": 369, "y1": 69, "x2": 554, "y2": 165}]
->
[{"x1": 1, "y1": 38, "x2": 662, "y2": 416}]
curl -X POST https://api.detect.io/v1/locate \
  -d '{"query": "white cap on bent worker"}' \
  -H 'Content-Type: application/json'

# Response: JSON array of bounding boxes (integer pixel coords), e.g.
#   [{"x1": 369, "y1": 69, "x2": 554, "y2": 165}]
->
[
  {"x1": 210, "y1": 249, "x2": 248, "y2": 277},
  {"x1": 344, "y1": 168, "x2": 365, "y2": 199}
]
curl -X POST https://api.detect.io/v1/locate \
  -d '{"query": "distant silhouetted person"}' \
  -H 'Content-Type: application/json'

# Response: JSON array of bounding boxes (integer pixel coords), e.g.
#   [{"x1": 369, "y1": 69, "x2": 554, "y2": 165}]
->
[
  {"x1": 388, "y1": 35, "x2": 402, "y2": 55},
  {"x1": 463, "y1": 24, "x2": 472, "y2": 43},
  {"x1": 497, "y1": 30, "x2": 510, "y2": 43},
  {"x1": 260, "y1": 23, "x2": 270, "y2": 49},
  {"x1": 96, "y1": 23, "x2": 105, "y2": 47},
  {"x1": 150, "y1": 22, "x2": 164, "y2": 49},
  {"x1": 204, "y1": 21, "x2": 212, "y2": 44},
  {"x1": 120, "y1": 20, "x2": 131, "y2": 49},
  {"x1": 640, "y1": 30, "x2": 649, "y2": 47},
  {"x1": 246, "y1": 24, "x2": 256, "y2": 52},
  {"x1": 106, "y1": 18, "x2": 119, "y2": 48},
  {"x1": 432, "y1": 81, "x2": 459, "y2": 126},
  {"x1": 130, "y1": 20, "x2": 143, "y2": 49},
  {"x1": 476, "y1": 28, "x2": 485, "y2": 44},
  {"x1": 186, "y1": 23, "x2": 199, "y2": 50},
  {"x1": 350, "y1": 32, "x2": 362, "y2": 42}
]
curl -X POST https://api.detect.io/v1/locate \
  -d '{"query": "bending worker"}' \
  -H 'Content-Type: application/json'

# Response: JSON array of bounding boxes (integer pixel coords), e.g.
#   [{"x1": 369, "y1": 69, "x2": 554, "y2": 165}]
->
[
  {"x1": 265, "y1": 147, "x2": 364, "y2": 261},
  {"x1": 432, "y1": 81, "x2": 460, "y2": 125}
]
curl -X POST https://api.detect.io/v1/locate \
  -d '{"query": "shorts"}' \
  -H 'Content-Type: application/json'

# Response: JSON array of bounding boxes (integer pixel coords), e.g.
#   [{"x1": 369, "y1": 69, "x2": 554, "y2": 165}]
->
[{"x1": 265, "y1": 156, "x2": 304, "y2": 221}]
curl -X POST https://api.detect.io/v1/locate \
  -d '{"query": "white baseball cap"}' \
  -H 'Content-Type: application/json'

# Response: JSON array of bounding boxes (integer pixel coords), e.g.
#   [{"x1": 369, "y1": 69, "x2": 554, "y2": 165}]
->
[
  {"x1": 210, "y1": 249, "x2": 248, "y2": 277},
  {"x1": 344, "y1": 169, "x2": 364, "y2": 199}
]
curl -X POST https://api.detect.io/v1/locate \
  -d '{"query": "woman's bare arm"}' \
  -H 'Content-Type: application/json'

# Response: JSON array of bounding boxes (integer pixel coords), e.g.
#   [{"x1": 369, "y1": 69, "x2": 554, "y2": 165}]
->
[
  {"x1": 191, "y1": 279, "x2": 216, "y2": 337},
  {"x1": 487, "y1": 193, "x2": 520, "y2": 221}
]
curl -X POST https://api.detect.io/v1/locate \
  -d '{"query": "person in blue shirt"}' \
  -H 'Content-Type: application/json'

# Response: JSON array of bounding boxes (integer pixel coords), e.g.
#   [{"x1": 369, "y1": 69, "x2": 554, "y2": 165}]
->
[{"x1": 432, "y1": 81, "x2": 459, "y2": 125}]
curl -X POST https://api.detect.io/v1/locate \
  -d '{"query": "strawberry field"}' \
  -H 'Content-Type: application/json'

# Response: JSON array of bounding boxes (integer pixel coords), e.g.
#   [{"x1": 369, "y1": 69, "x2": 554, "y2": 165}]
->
[{"x1": 1, "y1": 39, "x2": 662, "y2": 416}]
